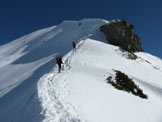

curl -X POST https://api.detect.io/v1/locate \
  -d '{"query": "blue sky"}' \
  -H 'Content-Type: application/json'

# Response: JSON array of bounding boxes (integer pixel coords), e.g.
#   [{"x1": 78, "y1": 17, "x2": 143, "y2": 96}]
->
[{"x1": 0, "y1": 0, "x2": 162, "y2": 58}]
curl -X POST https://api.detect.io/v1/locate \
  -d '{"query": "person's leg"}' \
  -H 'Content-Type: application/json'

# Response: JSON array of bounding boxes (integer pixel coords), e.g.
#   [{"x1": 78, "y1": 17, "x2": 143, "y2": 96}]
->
[{"x1": 58, "y1": 64, "x2": 61, "y2": 73}]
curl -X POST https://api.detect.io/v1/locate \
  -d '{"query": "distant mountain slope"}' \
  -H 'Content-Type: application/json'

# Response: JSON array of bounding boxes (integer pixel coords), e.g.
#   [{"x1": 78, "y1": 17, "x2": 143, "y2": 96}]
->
[
  {"x1": 0, "y1": 19, "x2": 162, "y2": 122},
  {"x1": 0, "y1": 19, "x2": 108, "y2": 97}
]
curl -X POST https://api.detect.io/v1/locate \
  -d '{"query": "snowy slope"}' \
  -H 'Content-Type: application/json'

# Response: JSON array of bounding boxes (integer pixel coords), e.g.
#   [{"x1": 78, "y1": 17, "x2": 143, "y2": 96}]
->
[
  {"x1": 0, "y1": 19, "x2": 162, "y2": 122},
  {"x1": 66, "y1": 39, "x2": 162, "y2": 122}
]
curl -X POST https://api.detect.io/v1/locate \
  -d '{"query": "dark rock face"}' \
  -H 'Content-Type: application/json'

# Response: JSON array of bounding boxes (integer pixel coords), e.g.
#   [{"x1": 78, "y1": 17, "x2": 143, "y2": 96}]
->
[{"x1": 100, "y1": 20, "x2": 143, "y2": 52}]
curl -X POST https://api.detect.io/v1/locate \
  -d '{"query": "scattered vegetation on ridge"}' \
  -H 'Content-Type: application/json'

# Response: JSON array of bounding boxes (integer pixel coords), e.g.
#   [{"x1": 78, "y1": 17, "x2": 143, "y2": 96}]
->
[
  {"x1": 107, "y1": 70, "x2": 148, "y2": 99},
  {"x1": 119, "y1": 48, "x2": 138, "y2": 60}
]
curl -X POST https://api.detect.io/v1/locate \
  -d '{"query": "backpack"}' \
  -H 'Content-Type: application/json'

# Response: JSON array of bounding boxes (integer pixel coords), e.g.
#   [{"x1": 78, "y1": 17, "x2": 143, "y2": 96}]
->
[{"x1": 56, "y1": 57, "x2": 59, "y2": 63}]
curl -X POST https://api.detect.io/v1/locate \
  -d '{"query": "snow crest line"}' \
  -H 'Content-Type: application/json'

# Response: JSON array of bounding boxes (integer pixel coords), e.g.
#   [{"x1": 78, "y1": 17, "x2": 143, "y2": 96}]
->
[{"x1": 38, "y1": 40, "x2": 86, "y2": 122}]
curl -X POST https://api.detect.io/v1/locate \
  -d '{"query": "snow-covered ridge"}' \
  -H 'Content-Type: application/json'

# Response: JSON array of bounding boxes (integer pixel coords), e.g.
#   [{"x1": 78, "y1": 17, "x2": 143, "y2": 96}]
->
[{"x1": 0, "y1": 19, "x2": 162, "y2": 122}]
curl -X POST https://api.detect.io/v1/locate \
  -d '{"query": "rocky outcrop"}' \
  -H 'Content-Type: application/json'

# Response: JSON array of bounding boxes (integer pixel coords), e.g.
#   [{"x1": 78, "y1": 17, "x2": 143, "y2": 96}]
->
[{"x1": 100, "y1": 20, "x2": 143, "y2": 52}]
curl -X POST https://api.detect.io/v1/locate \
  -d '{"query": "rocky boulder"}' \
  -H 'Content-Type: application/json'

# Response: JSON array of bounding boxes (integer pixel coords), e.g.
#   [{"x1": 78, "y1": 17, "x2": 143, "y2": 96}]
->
[{"x1": 100, "y1": 20, "x2": 143, "y2": 52}]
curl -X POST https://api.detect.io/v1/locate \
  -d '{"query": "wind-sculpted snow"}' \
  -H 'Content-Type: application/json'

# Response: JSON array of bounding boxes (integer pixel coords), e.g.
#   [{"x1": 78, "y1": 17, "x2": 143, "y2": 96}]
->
[
  {"x1": 12, "y1": 19, "x2": 107, "y2": 64},
  {"x1": 0, "y1": 19, "x2": 162, "y2": 122}
]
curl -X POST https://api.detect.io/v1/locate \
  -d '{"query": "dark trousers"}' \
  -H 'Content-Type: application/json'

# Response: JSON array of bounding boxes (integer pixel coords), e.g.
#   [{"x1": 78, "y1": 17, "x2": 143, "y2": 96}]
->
[{"x1": 58, "y1": 64, "x2": 61, "y2": 73}]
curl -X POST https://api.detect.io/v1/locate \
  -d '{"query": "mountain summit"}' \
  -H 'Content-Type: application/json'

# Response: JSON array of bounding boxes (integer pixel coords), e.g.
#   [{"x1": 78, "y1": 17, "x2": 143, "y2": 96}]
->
[{"x1": 0, "y1": 19, "x2": 162, "y2": 122}]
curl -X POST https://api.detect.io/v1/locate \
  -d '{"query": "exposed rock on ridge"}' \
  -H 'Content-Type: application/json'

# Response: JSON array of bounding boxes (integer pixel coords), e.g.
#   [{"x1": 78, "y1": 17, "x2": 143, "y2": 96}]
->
[{"x1": 100, "y1": 20, "x2": 143, "y2": 52}]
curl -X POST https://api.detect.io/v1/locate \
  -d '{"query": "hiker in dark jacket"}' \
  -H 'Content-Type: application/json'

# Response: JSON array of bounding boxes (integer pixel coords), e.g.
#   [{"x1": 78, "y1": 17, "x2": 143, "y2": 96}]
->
[
  {"x1": 56, "y1": 56, "x2": 63, "y2": 73},
  {"x1": 72, "y1": 42, "x2": 76, "y2": 50}
]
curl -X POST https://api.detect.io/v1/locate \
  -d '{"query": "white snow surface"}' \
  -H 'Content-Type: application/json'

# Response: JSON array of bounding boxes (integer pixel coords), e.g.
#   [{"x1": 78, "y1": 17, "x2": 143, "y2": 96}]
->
[{"x1": 0, "y1": 19, "x2": 162, "y2": 122}]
